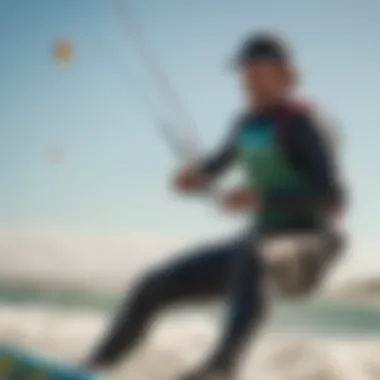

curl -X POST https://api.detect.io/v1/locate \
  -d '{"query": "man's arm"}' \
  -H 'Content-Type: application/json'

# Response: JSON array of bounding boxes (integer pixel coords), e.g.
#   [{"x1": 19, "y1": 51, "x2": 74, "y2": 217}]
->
[
  {"x1": 199, "y1": 122, "x2": 240, "y2": 177},
  {"x1": 264, "y1": 112, "x2": 346, "y2": 211}
]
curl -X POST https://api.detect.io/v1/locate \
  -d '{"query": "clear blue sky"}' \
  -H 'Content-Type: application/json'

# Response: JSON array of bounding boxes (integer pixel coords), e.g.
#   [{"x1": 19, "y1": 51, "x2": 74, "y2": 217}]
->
[{"x1": 0, "y1": 0, "x2": 379, "y2": 259}]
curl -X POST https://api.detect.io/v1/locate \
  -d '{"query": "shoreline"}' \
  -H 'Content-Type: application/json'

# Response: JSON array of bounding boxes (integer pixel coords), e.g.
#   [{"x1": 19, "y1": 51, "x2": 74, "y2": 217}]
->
[{"x1": 2, "y1": 275, "x2": 380, "y2": 304}]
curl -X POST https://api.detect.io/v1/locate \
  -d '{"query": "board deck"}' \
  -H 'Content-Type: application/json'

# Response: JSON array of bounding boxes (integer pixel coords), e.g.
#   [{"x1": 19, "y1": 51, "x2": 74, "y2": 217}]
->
[{"x1": 0, "y1": 345, "x2": 101, "y2": 379}]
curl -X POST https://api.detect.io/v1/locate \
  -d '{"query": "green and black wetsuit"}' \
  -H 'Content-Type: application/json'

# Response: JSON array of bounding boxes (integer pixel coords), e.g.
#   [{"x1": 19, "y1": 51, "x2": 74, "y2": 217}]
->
[
  {"x1": 203, "y1": 102, "x2": 344, "y2": 232},
  {"x1": 87, "y1": 102, "x2": 345, "y2": 377}
]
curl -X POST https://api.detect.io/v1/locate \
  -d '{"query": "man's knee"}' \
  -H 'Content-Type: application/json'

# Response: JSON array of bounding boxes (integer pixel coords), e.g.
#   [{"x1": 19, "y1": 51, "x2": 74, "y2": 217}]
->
[
  {"x1": 131, "y1": 270, "x2": 170, "y2": 310},
  {"x1": 132, "y1": 262, "x2": 190, "y2": 310}
]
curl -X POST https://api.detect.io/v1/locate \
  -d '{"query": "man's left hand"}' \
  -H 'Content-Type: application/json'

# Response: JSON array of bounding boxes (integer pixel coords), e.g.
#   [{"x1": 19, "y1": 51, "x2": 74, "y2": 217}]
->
[{"x1": 221, "y1": 188, "x2": 259, "y2": 213}]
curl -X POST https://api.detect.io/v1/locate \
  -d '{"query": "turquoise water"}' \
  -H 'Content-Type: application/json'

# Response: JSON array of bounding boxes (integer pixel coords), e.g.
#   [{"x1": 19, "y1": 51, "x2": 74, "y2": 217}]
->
[{"x1": 2, "y1": 283, "x2": 380, "y2": 339}]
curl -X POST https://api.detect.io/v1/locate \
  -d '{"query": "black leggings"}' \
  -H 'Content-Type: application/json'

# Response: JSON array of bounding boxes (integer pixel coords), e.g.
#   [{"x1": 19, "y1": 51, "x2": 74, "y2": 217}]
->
[{"x1": 88, "y1": 235, "x2": 265, "y2": 371}]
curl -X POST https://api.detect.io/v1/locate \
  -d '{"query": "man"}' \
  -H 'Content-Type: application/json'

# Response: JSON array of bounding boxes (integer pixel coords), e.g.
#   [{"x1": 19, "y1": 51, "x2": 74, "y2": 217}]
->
[{"x1": 85, "y1": 33, "x2": 346, "y2": 380}]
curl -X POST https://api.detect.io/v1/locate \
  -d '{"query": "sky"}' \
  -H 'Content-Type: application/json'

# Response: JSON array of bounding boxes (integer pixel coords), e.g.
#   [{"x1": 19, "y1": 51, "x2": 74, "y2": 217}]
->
[{"x1": 0, "y1": 0, "x2": 379, "y2": 276}]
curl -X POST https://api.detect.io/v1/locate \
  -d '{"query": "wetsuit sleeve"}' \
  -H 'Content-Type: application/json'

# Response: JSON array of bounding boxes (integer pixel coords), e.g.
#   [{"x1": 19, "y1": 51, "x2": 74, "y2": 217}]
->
[
  {"x1": 199, "y1": 122, "x2": 240, "y2": 177},
  {"x1": 264, "y1": 113, "x2": 345, "y2": 211}
]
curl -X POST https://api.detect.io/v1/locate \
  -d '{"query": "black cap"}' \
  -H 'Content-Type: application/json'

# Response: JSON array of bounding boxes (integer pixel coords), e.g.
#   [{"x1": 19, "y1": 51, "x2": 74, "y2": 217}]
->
[{"x1": 234, "y1": 32, "x2": 291, "y2": 67}]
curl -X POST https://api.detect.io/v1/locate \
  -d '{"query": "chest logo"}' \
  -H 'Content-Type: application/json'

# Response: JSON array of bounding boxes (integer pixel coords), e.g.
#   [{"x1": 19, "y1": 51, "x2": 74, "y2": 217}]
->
[{"x1": 239, "y1": 124, "x2": 275, "y2": 153}]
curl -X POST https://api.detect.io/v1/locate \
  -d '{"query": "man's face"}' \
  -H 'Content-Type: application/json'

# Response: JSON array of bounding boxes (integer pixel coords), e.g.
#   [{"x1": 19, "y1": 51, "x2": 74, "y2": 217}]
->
[{"x1": 241, "y1": 60, "x2": 291, "y2": 107}]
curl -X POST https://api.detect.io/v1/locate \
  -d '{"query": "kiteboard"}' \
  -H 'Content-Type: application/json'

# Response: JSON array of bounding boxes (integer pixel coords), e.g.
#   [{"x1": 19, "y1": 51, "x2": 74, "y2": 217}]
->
[{"x1": 0, "y1": 344, "x2": 101, "y2": 380}]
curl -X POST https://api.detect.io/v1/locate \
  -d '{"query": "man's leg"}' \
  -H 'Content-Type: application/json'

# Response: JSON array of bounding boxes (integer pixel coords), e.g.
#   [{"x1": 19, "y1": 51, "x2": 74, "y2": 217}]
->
[
  {"x1": 179, "y1": 234, "x2": 265, "y2": 380},
  {"x1": 85, "y1": 239, "x2": 242, "y2": 369}
]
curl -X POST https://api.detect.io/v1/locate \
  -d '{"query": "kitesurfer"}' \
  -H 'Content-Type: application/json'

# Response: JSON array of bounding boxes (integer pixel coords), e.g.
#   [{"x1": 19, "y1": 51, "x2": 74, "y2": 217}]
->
[{"x1": 85, "y1": 32, "x2": 346, "y2": 380}]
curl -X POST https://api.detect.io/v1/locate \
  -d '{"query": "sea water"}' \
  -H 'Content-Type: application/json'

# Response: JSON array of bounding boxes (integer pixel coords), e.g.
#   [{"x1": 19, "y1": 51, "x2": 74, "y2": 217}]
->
[
  {"x1": 2, "y1": 283, "x2": 380, "y2": 380},
  {"x1": 1, "y1": 229, "x2": 380, "y2": 379}
]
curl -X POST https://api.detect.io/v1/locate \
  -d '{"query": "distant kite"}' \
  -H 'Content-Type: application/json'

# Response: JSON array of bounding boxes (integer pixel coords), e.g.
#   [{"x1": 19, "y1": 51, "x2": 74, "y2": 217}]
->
[
  {"x1": 46, "y1": 145, "x2": 65, "y2": 164},
  {"x1": 53, "y1": 40, "x2": 74, "y2": 64}
]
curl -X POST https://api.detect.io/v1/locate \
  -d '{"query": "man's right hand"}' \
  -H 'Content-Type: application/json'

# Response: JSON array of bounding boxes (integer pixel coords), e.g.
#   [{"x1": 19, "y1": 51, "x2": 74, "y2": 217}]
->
[{"x1": 173, "y1": 166, "x2": 209, "y2": 194}]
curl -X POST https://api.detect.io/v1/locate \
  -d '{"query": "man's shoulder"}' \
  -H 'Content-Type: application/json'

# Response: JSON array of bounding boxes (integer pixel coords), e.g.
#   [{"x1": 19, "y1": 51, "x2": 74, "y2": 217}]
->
[
  {"x1": 285, "y1": 101, "x2": 342, "y2": 159},
  {"x1": 232, "y1": 110, "x2": 254, "y2": 127},
  {"x1": 285, "y1": 99, "x2": 340, "y2": 140},
  {"x1": 285, "y1": 99, "x2": 337, "y2": 124}
]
